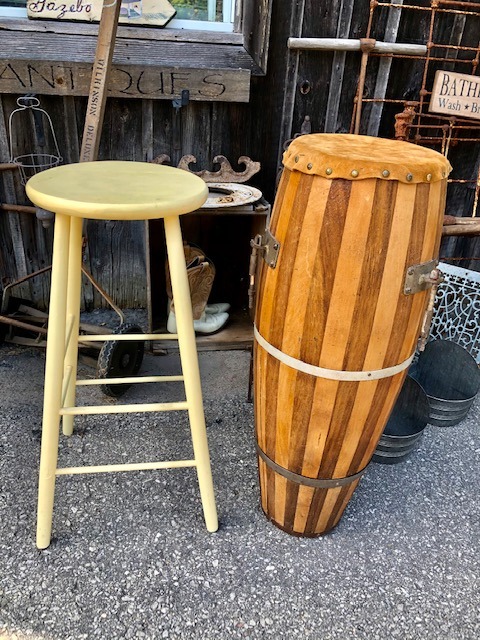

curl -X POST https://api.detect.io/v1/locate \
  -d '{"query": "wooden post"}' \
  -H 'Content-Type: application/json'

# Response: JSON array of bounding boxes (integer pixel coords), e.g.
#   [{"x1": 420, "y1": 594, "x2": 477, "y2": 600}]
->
[{"x1": 80, "y1": 0, "x2": 122, "y2": 162}]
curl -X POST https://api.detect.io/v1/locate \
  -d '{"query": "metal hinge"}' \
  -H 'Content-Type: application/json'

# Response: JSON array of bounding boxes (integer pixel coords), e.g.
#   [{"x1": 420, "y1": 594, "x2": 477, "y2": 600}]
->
[
  {"x1": 404, "y1": 260, "x2": 445, "y2": 352},
  {"x1": 248, "y1": 230, "x2": 281, "y2": 309},
  {"x1": 404, "y1": 259, "x2": 443, "y2": 295}
]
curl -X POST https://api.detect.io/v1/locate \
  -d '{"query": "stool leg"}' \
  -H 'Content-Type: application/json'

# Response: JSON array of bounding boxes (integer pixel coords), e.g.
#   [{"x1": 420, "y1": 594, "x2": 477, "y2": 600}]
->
[
  {"x1": 37, "y1": 212, "x2": 71, "y2": 549},
  {"x1": 62, "y1": 217, "x2": 83, "y2": 436},
  {"x1": 163, "y1": 215, "x2": 218, "y2": 533}
]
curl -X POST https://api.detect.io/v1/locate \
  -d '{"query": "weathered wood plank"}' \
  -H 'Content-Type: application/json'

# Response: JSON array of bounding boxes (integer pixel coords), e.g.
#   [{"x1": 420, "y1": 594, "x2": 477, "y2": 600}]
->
[
  {"x1": 0, "y1": 59, "x2": 251, "y2": 103},
  {"x1": 0, "y1": 18, "x2": 244, "y2": 45}
]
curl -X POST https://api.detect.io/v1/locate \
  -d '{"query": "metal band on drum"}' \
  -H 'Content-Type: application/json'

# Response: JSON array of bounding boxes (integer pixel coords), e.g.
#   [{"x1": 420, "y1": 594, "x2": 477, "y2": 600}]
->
[
  {"x1": 254, "y1": 326, "x2": 414, "y2": 381},
  {"x1": 256, "y1": 444, "x2": 367, "y2": 488}
]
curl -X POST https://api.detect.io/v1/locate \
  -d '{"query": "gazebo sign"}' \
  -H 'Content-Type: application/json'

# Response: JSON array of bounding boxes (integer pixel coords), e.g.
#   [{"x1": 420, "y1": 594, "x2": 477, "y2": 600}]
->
[
  {"x1": 429, "y1": 70, "x2": 480, "y2": 121},
  {"x1": 27, "y1": 0, "x2": 176, "y2": 26}
]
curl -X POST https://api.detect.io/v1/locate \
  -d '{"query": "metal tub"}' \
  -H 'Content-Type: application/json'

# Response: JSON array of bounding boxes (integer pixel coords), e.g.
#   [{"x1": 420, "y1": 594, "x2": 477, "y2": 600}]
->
[
  {"x1": 410, "y1": 340, "x2": 480, "y2": 427},
  {"x1": 373, "y1": 375, "x2": 429, "y2": 465}
]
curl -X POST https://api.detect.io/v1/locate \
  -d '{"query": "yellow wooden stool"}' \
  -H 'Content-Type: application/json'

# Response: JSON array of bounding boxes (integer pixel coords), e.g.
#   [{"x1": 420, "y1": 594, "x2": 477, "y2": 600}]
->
[{"x1": 26, "y1": 161, "x2": 218, "y2": 549}]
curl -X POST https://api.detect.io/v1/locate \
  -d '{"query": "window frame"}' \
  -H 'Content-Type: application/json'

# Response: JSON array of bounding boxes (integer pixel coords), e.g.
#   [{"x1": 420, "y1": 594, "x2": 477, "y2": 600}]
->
[{"x1": 0, "y1": 0, "x2": 273, "y2": 78}]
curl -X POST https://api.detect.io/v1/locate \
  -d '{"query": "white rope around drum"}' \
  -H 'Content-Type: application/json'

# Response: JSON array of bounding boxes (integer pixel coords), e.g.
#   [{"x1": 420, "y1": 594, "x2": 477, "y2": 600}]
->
[{"x1": 254, "y1": 326, "x2": 414, "y2": 381}]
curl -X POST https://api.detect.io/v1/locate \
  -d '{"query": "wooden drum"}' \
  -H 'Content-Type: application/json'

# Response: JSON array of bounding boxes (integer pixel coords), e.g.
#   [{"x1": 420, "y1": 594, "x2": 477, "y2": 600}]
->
[{"x1": 254, "y1": 134, "x2": 451, "y2": 536}]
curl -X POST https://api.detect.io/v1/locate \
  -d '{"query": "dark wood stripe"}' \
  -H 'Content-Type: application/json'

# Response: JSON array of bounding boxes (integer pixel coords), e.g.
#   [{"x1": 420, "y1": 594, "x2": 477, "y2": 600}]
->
[
  {"x1": 304, "y1": 487, "x2": 329, "y2": 534},
  {"x1": 264, "y1": 353, "x2": 280, "y2": 518},
  {"x1": 269, "y1": 168, "x2": 290, "y2": 236},
  {"x1": 346, "y1": 376, "x2": 396, "y2": 475},
  {"x1": 299, "y1": 179, "x2": 352, "y2": 365},
  {"x1": 254, "y1": 170, "x2": 290, "y2": 327},
  {"x1": 324, "y1": 480, "x2": 360, "y2": 533},
  {"x1": 269, "y1": 174, "x2": 315, "y2": 348},
  {"x1": 343, "y1": 180, "x2": 397, "y2": 371},
  {"x1": 317, "y1": 381, "x2": 359, "y2": 478},
  {"x1": 383, "y1": 183, "x2": 430, "y2": 367},
  {"x1": 282, "y1": 371, "x2": 317, "y2": 531}
]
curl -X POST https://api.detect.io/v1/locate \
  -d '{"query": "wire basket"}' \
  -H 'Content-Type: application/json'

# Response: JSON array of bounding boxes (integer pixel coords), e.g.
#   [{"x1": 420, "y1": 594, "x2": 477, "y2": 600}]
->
[{"x1": 8, "y1": 96, "x2": 62, "y2": 185}]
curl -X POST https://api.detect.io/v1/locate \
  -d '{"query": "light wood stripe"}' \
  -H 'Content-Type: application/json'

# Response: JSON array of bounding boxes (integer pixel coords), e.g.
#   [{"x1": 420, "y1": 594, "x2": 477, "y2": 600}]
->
[
  {"x1": 293, "y1": 484, "x2": 315, "y2": 534},
  {"x1": 319, "y1": 180, "x2": 377, "y2": 370},
  {"x1": 301, "y1": 379, "x2": 339, "y2": 478},
  {"x1": 363, "y1": 182, "x2": 417, "y2": 370},
  {"x1": 343, "y1": 180, "x2": 396, "y2": 370},
  {"x1": 282, "y1": 177, "x2": 332, "y2": 358},
  {"x1": 270, "y1": 175, "x2": 315, "y2": 347},
  {"x1": 299, "y1": 180, "x2": 352, "y2": 365},
  {"x1": 257, "y1": 170, "x2": 302, "y2": 339}
]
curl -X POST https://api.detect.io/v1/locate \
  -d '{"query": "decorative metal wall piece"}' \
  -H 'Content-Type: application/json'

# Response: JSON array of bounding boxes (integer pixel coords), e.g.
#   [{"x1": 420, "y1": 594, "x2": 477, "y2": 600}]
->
[{"x1": 430, "y1": 262, "x2": 480, "y2": 363}]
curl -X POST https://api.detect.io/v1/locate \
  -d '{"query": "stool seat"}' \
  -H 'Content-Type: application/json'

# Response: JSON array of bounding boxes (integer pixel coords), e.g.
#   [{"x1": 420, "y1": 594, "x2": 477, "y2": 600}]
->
[{"x1": 26, "y1": 161, "x2": 208, "y2": 220}]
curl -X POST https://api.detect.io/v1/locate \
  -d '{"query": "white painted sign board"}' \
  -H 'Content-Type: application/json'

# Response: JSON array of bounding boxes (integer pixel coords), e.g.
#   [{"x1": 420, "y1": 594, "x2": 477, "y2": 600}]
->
[
  {"x1": 27, "y1": 0, "x2": 176, "y2": 27},
  {"x1": 429, "y1": 70, "x2": 480, "y2": 121}
]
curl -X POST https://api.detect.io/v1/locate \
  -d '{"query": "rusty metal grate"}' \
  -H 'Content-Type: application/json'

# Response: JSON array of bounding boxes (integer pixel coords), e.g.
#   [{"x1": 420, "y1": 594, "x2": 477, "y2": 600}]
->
[{"x1": 352, "y1": 0, "x2": 480, "y2": 223}]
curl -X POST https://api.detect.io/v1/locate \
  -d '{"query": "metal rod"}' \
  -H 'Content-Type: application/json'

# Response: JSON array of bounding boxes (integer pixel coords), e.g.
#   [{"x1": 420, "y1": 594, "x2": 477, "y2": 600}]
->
[
  {"x1": 0, "y1": 314, "x2": 47, "y2": 334},
  {"x1": 0, "y1": 163, "x2": 18, "y2": 172},
  {"x1": 287, "y1": 38, "x2": 427, "y2": 55},
  {"x1": 0, "y1": 203, "x2": 37, "y2": 214}
]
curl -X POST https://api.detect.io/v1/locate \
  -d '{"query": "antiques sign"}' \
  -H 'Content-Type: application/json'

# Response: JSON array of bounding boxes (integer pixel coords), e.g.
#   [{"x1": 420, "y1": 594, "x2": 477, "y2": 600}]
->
[
  {"x1": 0, "y1": 61, "x2": 251, "y2": 102},
  {"x1": 27, "y1": 0, "x2": 176, "y2": 27},
  {"x1": 430, "y1": 70, "x2": 480, "y2": 121}
]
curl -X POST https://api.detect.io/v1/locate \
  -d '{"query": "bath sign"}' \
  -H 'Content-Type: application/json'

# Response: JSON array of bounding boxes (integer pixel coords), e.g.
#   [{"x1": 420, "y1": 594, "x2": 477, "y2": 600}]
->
[
  {"x1": 430, "y1": 70, "x2": 480, "y2": 121},
  {"x1": 27, "y1": 0, "x2": 176, "y2": 27}
]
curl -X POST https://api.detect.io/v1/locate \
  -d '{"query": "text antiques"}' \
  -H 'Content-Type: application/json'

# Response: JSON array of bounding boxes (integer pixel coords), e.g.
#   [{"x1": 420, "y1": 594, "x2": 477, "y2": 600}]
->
[
  {"x1": 0, "y1": 62, "x2": 250, "y2": 103},
  {"x1": 430, "y1": 70, "x2": 480, "y2": 121}
]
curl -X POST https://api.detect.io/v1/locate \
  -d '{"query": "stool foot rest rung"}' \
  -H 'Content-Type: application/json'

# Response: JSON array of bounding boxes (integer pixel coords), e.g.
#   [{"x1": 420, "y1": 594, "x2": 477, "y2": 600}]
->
[
  {"x1": 60, "y1": 401, "x2": 189, "y2": 415},
  {"x1": 55, "y1": 459, "x2": 197, "y2": 475},
  {"x1": 79, "y1": 333, "x2": 178, "y2": 342},
  {"x1": 76, "y1": 375, "x2": 184, "y2": 386}
]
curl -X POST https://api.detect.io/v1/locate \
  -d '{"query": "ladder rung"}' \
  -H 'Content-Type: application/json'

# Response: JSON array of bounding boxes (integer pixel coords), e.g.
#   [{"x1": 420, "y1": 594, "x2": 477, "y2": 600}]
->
[
  {"x1": 60, "y1": 401, "x2": 189, "y2": 416},
  {"x1": 55, "y1": 459, "x2": 197, "y2": 475},
  {"x1": 76, "y1": 375, "x2": 184, "y2": 386}
]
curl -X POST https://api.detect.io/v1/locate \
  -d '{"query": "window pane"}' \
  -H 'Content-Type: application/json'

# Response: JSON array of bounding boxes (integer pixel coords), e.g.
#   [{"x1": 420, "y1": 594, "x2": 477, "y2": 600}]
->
[{"x1": 1, "y1": 0, "x2": 234, "y2": 22}]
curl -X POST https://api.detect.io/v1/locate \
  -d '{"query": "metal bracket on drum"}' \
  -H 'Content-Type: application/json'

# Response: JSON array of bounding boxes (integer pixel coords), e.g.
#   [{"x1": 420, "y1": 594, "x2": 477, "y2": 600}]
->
[
  {"x1": 248, "y1": 230, "x2": 281, "y2": 309},
  {"x1": 254, "y1": 229, "x2": 281, "y2": 269},
  {"x1": 404, "y1": 260, "x2": 443, "y2": 295},
  {"x1": 404, "y1": 260, "x2": 445, "y2": 352}
]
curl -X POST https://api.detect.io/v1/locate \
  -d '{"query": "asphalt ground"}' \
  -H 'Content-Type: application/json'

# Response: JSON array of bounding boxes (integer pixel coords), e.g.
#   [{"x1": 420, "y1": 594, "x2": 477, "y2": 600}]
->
[{"x1": 0, "y1": 338, "x2": 479, "y2": 640}]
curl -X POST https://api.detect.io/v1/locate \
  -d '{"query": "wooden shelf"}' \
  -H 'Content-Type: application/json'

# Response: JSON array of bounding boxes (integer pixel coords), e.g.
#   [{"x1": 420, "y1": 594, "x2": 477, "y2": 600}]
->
[{"x1": 151, "y1": 310, "x2": 254, "y2": 353}]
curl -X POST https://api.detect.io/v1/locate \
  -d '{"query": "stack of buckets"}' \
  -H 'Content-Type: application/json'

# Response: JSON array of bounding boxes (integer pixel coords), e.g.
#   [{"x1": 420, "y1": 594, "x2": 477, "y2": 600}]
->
[{"x1": 373, "y1": 340, "x2": 480, "y2": 465}]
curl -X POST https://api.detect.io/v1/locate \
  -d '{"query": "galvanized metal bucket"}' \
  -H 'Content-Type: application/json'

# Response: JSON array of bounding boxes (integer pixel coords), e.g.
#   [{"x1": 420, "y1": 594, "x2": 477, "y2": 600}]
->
[
  {"x1": 373, "y1": 375, "x2": 430, "y2": 465},
  {"x1": 410, "y1": 340, "x2": 480, "y2": 427}
]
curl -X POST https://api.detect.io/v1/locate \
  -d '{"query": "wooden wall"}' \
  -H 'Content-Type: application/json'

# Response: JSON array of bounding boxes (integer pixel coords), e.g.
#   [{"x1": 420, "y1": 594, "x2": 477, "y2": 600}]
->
[{"x1": 1, "y1": 0, "x2": 479, "y2": 310}]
